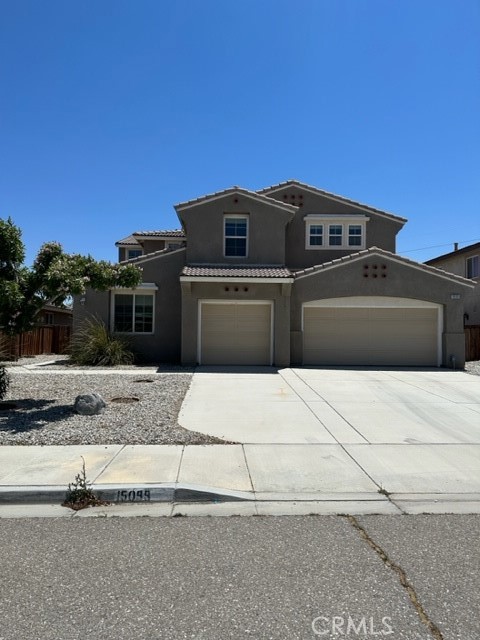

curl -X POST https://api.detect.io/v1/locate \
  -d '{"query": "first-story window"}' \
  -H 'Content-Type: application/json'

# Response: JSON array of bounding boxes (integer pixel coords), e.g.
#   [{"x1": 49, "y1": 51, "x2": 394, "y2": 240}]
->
[
  {"x1": 329, "y1": 225, "x2": 343, "y2": 246},
  {"x1": 113, "y1": 293, "x2": 154, "y2": 333},
  {"x1": 348, "y1": 225, "x2": 363, "y2": 247},
  {"x1": 466, "y1": 255, "x2": 479, "y2": 279}
]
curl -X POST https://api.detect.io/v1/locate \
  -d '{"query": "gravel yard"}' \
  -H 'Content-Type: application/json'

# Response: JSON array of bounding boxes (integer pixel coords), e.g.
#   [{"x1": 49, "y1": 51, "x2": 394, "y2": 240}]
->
[
  {"x1": 0, "y1": 369, "x2": 227, "y2": 446},
  {"x1": 465, "y1": 360, "x2": 480, "y2": 376}
]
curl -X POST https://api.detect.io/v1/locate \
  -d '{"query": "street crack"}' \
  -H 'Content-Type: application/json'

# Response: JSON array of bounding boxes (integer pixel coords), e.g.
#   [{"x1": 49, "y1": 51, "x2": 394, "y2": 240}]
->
[{"x1": 345, "y1": 515, "x2": 444, "y2": 640}]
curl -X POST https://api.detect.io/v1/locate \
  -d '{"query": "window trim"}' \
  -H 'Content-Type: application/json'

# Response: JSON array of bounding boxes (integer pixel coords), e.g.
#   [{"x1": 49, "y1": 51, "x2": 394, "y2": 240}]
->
[
  {"x1": 466, "y1": 255, "x2": 480, "y2": 279},
  {"x1": 110, "y1": 284, "x2": 157, "y2": 335},
  {"x1": 126, "y1": 248, "x2": 143, "y2": 260},
  {"x1": 223, "y1": 214, "x2": 249, "y2": 258},
  {"x1": 305, "y1": 222, "x2": 324, "y2": 249},
  {"x1": 304, "y1": 215, "x2": 368, "y2": 250}
]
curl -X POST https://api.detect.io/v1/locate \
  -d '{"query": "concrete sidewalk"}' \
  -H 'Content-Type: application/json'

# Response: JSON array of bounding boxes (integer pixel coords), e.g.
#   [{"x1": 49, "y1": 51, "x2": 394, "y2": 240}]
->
[
  {"x1": 1, "y1": 442, "x2": 479, "y2": 517},
  {"x1": 2, "y1": 365, "x2": 480, "y2": 517}
]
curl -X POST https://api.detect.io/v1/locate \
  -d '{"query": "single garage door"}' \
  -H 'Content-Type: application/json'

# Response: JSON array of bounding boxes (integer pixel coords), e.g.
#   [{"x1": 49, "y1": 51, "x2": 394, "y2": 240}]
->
[
  {"x1": 303, "y1": 303, "x2": 439, "y2": 366},
  {"x1": 200, "y1": 302, "x2": 272, "y2": 365}
]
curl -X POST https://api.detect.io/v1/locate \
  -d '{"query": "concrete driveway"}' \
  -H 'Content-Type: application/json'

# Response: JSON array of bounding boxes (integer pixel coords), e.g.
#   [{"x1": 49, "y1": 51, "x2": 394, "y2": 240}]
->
[
  {"x1": 178, "y1": 367, "x2": 480, "y2": 506},
  {"x1": 179, "y1": 367, "x2": 480, "y2": 445}
]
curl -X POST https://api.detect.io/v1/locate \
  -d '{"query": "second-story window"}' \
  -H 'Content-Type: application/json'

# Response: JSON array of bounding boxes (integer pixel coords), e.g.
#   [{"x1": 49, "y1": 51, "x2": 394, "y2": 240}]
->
[
  {"x1": 309, "y1": 224, "x2": 323, "y2": 247},
  {"x1": 329, "y1": 225, "x2": 343, "y2": 246},
  {"x1": 348, "y1": 225, "x2": 363, "y2": 247},
  {"x1": 224, "y1": 215, "x2": 248, "y2": 257},
  {"x1": 127, "y1": 249, "x2": 143, "y2": 260},
  {"x1": 466, "y1": 255, "x2": 479, "y2": 279}
]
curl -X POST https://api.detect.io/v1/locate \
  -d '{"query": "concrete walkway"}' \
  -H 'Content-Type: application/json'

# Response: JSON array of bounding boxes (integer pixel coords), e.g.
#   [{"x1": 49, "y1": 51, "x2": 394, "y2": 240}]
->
[{"x1": 1, "y1": 366, "x2": 480, "y2": 517}]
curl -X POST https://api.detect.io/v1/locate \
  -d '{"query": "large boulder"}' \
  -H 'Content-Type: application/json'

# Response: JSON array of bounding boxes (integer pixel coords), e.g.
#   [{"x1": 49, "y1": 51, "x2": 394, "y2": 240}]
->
[{"x1": 74, "y1": 393, "x2": 106, "y2": 416}]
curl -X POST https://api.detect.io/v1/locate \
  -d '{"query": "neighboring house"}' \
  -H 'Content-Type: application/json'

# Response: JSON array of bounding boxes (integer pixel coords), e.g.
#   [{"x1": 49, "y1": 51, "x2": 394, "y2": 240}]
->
[
  {"x1": 75, "y1": 180, "x2": 475, "y2": 367},
  {"x1": 425, "y1": 242, "x2": 480, "y2": 326},
  {"x1": 37, "y1": 304, "x2": 73, "y2": 327}
]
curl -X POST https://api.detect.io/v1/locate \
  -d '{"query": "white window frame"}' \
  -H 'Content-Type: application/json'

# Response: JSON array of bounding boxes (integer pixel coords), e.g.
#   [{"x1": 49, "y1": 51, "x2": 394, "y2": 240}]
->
[
  {"x1": 110, "y1": 284, "x2": 157, "y2": 335},
  {"x1": 305, "y1": 222, "x2": 324, "y2": 249},
  {"x1": 304, "y1": 215, "x2": 368, "y2": 250},
  {"x1": 224, "y1": 214, "x2": 249, "y2": 258},
  {"x1": 127, "y1": 248, "x2": 143, "y2": 260},
  {"x1": 466, "y1": 255, "x2": 479, "y2": 279},
  {"x1": 328, "y1": 224, "x2": 343, "y2": 247}
]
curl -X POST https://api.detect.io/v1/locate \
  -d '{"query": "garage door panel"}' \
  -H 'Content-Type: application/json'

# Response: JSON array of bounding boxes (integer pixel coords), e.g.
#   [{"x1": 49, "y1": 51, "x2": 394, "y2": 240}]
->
[
  {"x1": 201, "y1": 303, "x2": 271, "y2": 365},
  {"x1": 303, "y1": 305, "x2": 438, "y2": 366}
]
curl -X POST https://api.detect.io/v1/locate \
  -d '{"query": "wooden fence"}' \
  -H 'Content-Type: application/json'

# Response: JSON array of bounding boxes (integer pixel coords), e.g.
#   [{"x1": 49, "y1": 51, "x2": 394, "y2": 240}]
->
[
  {"x1": 1, "y1": 326, "x2": 72, "y2": 360},
  {"x1": 465, "y1": 325, "x2": 480, "y2": 362}
]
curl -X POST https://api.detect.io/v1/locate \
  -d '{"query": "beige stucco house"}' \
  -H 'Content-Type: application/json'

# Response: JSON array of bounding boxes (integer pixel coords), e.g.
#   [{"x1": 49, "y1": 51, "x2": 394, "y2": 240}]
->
[
  {"x1": 75, "y1": 180, "x2": 475, "y2": 367},
  {"x1": 425, "y1": 242, "x2": 480, "y2": 327}
]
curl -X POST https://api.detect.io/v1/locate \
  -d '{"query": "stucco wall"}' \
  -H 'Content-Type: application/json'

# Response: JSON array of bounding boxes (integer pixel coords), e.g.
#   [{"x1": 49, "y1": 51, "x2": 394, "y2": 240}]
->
[
  {"x1": 73, "y1": 250, "x2": 186, "y2": 363},
  {"x1": 180, "y1": 281, "x2": 291, "y2": 367},
  {"x1": 178, "y1": 194, "x2": 292, "y2": 265},
  {"x1": 264, "y1": 185, "x2": 404, "y2": 269},
  {"x1": 291, "y1": 255, "x2": 472, "y2": 366},
  {"x1": 428, "y1": 251, "x2": 480, "y2": 325}
]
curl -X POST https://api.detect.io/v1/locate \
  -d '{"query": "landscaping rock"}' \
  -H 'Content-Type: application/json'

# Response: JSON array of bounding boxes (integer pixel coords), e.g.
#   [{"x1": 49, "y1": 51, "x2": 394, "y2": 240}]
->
[{"x1": 74, "y1": 393, "x2": 106, "y2": 416}]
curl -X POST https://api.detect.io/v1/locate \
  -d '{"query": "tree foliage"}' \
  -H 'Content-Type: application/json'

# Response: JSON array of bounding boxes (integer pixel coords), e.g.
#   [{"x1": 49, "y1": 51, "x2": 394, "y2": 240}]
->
[{"x1": 0, "y1": 218, "x2": 142, "y2": 335}]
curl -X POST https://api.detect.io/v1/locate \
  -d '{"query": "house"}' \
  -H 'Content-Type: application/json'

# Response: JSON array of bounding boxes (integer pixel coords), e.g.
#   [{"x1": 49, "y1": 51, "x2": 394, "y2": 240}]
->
[
  {"x1": 36, "y1": 304, "x2": 73, "y2": 327},
  {"x1": 425, "y1": 242, "x2": 480, "y2": 326},
  {"x1": 74, "y1": 180, "x2": 475, "y2": 367}
]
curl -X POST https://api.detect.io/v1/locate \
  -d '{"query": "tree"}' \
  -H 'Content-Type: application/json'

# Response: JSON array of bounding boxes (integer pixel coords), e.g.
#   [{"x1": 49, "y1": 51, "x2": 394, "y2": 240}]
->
[{"x1": 0, "y1": 217, "x2": 143, "y2": 335}]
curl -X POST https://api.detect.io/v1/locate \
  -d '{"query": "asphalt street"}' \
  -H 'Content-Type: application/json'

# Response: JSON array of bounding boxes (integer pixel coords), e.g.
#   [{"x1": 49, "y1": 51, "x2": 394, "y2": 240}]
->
[{"x1": 0, "y1": 515, "x2": 477, "y2": 640}]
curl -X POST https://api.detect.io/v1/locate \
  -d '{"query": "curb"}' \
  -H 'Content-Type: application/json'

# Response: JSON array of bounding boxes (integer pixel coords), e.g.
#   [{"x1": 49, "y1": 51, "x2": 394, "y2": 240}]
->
[{"x1": 0, "y1": 483, "x2": 254, "y2": 505}]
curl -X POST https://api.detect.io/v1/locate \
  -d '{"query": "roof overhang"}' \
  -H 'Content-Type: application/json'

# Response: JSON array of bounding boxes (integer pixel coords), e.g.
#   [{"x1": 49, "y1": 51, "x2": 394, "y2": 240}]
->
[
  {"x1": 294, "y1": 247, "x2": 476, "y2": 288},
  {"x1": 258, "y1": 180, "x2": 407, "y2": 225},
  {"x1": 175, "y1": 187, "x2": 298, "y2": 215},
  {"x1": 180, "y1": 276, "x2": 294, "y2": 284}
]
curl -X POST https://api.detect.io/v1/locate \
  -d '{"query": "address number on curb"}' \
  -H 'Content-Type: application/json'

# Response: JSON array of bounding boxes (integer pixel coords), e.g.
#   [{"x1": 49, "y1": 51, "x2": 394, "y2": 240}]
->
[{"x1": 116, "y1": 489, "x2": 151, "y2": 502}]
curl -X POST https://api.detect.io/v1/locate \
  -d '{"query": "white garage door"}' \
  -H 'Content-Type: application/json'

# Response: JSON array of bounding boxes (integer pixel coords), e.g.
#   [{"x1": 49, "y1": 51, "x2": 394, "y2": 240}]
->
[
  {"x1": 200, "y1": 302, "x2": 272, "y2": 365},
  {"x1": 303, "y1": 300, "x2": 440, "y2": 366}
]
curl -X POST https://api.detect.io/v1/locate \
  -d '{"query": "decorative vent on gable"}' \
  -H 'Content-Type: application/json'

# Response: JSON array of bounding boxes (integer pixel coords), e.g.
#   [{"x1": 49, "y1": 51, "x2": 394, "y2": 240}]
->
[
  {"x1": 363, "y1": 264, "x2": 387, "y2": 278},
  {"x1": 282, "y1": 192, "x2": 304, "y2": 207}
]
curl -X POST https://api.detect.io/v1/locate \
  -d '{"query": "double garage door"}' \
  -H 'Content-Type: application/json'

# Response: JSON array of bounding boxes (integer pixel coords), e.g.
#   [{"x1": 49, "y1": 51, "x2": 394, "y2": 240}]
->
[
  {"x1": 200, "y1": 302, "x2": 272, "y2": 365},
  {"x1": 303, "y1": 301, "x2": 440, "y2": 366}
]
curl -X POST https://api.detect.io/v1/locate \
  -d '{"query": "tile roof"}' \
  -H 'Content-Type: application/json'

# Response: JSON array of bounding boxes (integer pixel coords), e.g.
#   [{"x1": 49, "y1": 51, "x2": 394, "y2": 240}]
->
[
  {"x1": 115, "y1": 234, "x2": 141, "y2": 246},
  {"x1": 182, "y1": 265, "x2": 293, "y2": 278},
  {"x1": 174, "y1": 186, "x2": 298, "y2": 214},
  {"x1": 133, "y1": 229, "x2": 186, "y2": 238},
  {"x1": 425, "y1": 241, "x2": 480, "y2": 264},
  {"x1": 293, "y1": 246, "x2": 476, "y2": 286},
  {"x1": 257, "y1": 179, "x2": 407, "y2": 224}
]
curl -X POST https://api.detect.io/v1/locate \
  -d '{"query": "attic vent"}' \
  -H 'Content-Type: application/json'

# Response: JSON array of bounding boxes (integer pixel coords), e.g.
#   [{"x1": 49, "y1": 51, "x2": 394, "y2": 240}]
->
[{"x1": 282, "y1": 193, "x2": 303, "y2": 206}]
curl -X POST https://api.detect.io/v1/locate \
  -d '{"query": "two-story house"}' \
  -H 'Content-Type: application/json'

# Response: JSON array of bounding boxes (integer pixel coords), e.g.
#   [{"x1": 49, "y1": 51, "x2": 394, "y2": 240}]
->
[
  {"x1": 425, "y1": 242, "x2": 480, "y2": 326},
  {"x1": 75, "y1": 180, "x2": 474, "y2": 367}
]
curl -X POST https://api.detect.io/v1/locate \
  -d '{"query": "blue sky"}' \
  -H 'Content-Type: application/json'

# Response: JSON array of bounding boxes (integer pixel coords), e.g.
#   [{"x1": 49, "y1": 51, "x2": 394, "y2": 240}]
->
[{"x1": 1, "y1": 0, "x2": 479, "y2": 266}]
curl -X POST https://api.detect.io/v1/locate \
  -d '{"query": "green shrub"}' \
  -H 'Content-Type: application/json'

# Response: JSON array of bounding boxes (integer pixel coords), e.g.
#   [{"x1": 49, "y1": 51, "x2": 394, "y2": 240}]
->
[{"x1": 69, "y1": 317, "x2": 135, "y2": 366}]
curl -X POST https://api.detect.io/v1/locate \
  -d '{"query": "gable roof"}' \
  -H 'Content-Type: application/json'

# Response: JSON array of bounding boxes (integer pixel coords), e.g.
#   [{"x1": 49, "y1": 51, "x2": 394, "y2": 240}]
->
[
  {"x1": 293, "y1": 246, "x2": 475, "y2": 287},
  {"x1": 258, "y1": 180, "x2": 407, "y2": 225},
  {"x1": 174, "y1": 186, "x2": 298, "y2": 214},
  {"x1": 425, "y1": 242, "x2": 480, "y2": 265},
  {"x1": 115, "y1": 234, "x2": 141, "y2": 247}
]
